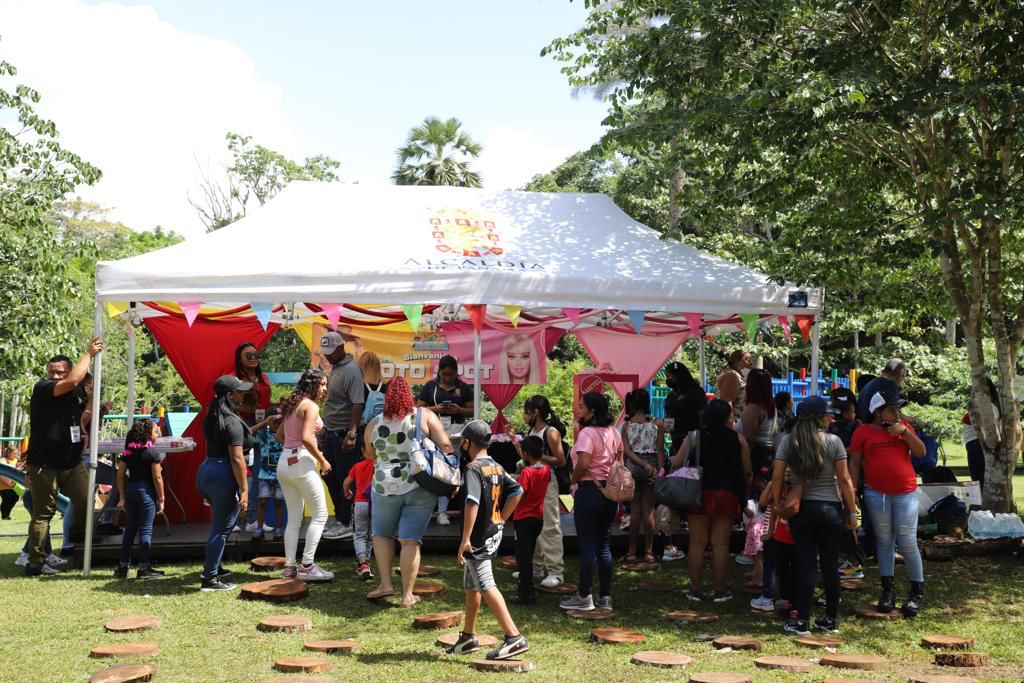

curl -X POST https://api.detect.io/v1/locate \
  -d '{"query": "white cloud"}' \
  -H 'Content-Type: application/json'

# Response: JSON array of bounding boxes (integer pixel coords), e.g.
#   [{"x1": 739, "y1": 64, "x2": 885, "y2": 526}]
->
[
  {"x1": 476, "y1": 126, "x2": 577, "y2": 191},
  {"x1": 0, "y1": 0, "x2": 297, "y2": 238}
]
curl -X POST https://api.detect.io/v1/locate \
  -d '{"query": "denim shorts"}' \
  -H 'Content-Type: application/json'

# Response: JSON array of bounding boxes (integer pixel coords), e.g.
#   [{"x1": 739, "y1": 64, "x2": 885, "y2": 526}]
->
[
  {"x1": 258, "y1": 480, "x2": 284, "y2": 500},
  {"x1": 463, "y1": 555, "x2": 496, "y2": 592},
  {"x1": 371, "y1": 485, "x2": 437, "y2": 543}
]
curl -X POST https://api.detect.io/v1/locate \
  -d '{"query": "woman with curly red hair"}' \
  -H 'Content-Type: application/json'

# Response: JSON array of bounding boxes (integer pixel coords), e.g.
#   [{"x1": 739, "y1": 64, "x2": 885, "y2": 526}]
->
[{"x1": 364, "y1": 375, "x2": 456, "y2": 606}]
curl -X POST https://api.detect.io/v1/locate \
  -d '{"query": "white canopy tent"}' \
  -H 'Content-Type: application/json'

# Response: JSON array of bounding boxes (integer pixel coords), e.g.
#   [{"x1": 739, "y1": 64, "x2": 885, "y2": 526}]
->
[{"x1": 85, "y1": 183, "x2": 823, "y2": 574}]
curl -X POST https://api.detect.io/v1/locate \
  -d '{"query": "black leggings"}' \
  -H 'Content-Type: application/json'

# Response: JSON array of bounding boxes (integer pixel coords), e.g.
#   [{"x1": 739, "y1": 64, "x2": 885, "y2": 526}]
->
[
  {"x1": 789, "y1": 500, "x2": 843, "y2": 621},
  {"x1": 0, "y1": 489, "x2": 18, "y2": 519}
]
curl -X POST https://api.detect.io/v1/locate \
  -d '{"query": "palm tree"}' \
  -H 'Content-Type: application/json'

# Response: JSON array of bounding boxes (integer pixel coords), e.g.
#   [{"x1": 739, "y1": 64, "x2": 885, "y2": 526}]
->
[{"x1": 392, "y1": 117, "x2": 483, "y2": 187}]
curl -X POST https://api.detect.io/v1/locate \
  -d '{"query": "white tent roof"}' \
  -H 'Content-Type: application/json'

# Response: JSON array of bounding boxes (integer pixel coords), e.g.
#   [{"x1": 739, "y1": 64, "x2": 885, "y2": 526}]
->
[{"x1": 96, "y1": 183, "x2": 821, "y2": 317}]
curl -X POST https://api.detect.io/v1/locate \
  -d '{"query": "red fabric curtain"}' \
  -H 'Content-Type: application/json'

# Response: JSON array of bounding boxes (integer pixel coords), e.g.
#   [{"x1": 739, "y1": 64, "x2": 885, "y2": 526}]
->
[
  {"x1": 483, "y1": 384, "x2": 522, "y2": 434},
  {"x1": 144, "y1": 315, "x2": 280, "y2": 522}
]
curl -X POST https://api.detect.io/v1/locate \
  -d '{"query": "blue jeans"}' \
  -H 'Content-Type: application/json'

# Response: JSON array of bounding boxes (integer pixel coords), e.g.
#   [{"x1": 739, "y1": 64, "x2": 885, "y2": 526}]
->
[
  {"x1": 574, "y1": 481, "x2": 617, "y2": 599},
  {"x1": 864, "y1": 486, "x2": 924, "y2": 582},
  {"x1": 196, "y1": 458, "x2": 239, "y2": 579},
  {"x1": 120, "y1": 481, "x2": 157, "y2": 567},
  {"x1": 789, "y1": 500, "x2": 843, "y2": 621}
]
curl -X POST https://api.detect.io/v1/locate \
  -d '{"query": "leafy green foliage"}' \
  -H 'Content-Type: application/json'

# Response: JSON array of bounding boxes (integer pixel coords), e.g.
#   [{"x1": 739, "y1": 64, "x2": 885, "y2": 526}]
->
[{"x1": 392, "y1": 117, "x2": 482, "y2": 187}]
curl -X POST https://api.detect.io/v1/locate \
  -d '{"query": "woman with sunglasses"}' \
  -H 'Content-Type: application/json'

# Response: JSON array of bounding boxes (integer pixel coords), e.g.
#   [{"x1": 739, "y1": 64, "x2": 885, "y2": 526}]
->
[{"x1": 234, "y1": 342, "x2": 277, "y2": 532}]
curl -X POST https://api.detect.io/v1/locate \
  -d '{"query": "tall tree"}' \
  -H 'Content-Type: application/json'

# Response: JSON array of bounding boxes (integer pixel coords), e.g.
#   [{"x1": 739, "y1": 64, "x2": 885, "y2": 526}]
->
[
  {"x1": 547, "y1": 0, "x2": 1024, "y2": 510},
  {"x1": 190, "y1": 132, "x2": 340, "y2": 231},
  {"x1": 392, "y1": 116, "x2": 483, "y2": 187}
]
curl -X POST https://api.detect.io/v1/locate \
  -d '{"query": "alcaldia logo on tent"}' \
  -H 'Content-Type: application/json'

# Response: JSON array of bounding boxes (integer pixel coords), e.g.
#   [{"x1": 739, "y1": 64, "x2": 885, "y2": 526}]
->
[{"x1": 404, "y1": 208, "x2": 545, "y2": 271}]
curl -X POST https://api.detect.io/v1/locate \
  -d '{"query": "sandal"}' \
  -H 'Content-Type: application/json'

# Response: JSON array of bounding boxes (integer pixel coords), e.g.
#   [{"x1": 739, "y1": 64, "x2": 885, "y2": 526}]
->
[
  {"x1": 366, "y1": 586, "x2": 395, "y2": 600},
  {"x1": 624, "y1": 554, "x2": 639, "y2": 563},
  {"x1": 399, "y1": 595, "x2": 422, "y2": 608},
  {"x1": 642, "y1": 553, "x2": 656, "y2": 563}
]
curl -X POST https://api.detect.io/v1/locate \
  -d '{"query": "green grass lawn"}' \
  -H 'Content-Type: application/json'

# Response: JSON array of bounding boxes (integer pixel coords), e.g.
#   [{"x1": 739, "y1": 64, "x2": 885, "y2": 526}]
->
[{"x1": 2, "y1": 504, "x2": 1023, "y2": 682}]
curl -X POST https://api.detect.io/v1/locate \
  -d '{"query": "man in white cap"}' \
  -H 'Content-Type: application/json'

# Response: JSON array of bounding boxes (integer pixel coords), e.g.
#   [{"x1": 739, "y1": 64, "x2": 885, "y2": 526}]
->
[{"x1": 319, "y1": 331, "x2": 364, "y2": 539}]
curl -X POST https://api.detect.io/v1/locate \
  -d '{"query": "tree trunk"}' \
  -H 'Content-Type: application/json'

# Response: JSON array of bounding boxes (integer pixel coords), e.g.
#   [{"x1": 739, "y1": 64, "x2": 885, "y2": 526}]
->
[
  {"x1": 668, "y1": 167, "x2": 688, "y2": 234},
  {"x1": 853, "y1": 331, "x2": 860, "y2": 369},
  {"x1": 945, "y1": 319, "x2": 957, "y2": 347},
  {"x1": 874, "y1": 331, "x2": 882, "y2": 349}
]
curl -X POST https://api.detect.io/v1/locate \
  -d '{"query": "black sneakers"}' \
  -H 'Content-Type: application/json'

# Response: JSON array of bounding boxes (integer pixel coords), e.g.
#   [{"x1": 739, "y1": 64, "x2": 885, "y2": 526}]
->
[
  {"x1": 114, "y1": 565, "x2": 129, "y2": 579},
  {"x1": 137, "y1": 567, "x2": 166, "y2": 580},
  {"x1": 200, "y1": 576, "x2": 236, "y2": 592},
  {"x1": 813, "y1": 617, "x2": 840, "y2": 634},
  {"x1": 487, "y1": 634, "x2": 529, "y2": 661},
  {"x1": 445, "y1": 631, "x2": 480, "y2": 655},
  {"x1": 25, "y1": 563, "x2": 61, "y2": 577},
  {"x1": 783, "y1": 618, "x2": 810, "y2": 636}
]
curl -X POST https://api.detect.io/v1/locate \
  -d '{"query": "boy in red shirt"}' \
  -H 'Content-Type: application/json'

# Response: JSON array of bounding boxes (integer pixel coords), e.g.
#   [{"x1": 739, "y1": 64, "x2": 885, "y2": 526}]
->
[
  {"x1": 344, "y1": 450, "x2": 375, "y2": 580},
  {"x1": 512, "y1": 436, "x2": 550, "y2": 605}
]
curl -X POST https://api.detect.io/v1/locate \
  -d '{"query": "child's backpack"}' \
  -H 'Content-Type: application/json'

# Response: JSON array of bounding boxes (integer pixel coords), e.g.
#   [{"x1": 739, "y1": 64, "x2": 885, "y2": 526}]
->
[{"x1": 362, "y1": 382, "x2": 385, "y2": 425}]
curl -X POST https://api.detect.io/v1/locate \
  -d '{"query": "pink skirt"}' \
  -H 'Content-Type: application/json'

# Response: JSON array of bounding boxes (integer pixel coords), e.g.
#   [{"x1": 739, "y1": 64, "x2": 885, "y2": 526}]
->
[{"x1": 743, "y1": 509, "x2": 771, "y2": 556}]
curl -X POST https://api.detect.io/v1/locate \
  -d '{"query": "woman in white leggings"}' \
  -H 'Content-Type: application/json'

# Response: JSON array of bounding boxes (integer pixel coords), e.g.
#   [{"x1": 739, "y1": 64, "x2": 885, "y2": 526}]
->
[{"x1": 276, "y1": 369, "x2": 334, "y2": 582}]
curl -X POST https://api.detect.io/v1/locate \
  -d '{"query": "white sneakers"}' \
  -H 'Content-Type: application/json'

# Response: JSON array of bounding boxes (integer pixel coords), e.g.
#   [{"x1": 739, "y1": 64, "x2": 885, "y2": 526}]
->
[
  {"x1": 750, "y1": 596, "x2": 774, "y2": 612},
  {"x1": 437, "y1": 512, "x2": 451, "y2": 526},
  {"x1": 662, "y1": 546, "x2": 686, "y2": 562},
  {"x1": 539, "y1": 574, "x2": 564, "y2": 588}
]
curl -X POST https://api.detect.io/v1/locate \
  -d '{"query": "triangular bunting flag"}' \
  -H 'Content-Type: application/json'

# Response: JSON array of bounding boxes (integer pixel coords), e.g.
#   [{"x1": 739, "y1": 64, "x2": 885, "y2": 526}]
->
[
  {"x1": 105, "y1": 301, "x2": 129, "y2": 318},
  {"x1": 562, "y1": 307, "x2": 583, "y2": 327},
  {"x1": 400, "y1": 304, "x2": 423, "y2": 332},
  {"x1": 778, "y1": 315, "x2": 793, "y2": 344},
  {"x1": 795, "y1": 314, "x2": 814, "y2": 342},
  {"x1": 627, "y1": 309, "x2": 646, "y2": 334},
  {"x1": 740, "y1": 313, "x2": 760, "y2": 342},
  {"x1": 464, "y1": 304, "x2": 486, "y2": 333},
  {"x1": 320, "y1": 303, "x2": 342, "y2": 331},
  {"x1": 684, "y1": 312, "x2": 703, "y2": 338},
  {"x1": 180, "y1": 301, "x2": 202, "y2": 327},
  {"x1": 502, "y1": 305, "x2": 522, "y2": 328},
  {"x1": 251, "y1": 302, "x2": 272, "y2": 331}
]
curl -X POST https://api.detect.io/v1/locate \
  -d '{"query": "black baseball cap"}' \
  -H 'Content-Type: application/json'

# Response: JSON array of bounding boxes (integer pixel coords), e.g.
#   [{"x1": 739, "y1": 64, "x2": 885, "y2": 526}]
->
[
  {"x1": 452, "y1": 419, "x2": 492, "y2": 447},
  {"x1": 213, "y1": 375, "x2": 254, "y2": 395},
  {"x1": 796, "y1": 395, "x2": 829, "y2": 417}
]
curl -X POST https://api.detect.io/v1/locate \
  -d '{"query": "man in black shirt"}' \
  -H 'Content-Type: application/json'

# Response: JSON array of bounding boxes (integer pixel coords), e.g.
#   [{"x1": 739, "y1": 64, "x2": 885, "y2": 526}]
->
[
  {"x1": 447, "y1": 420, "x2": 528, "y2": 661},
  {"x1": 25, "y1": 338, "x2": 104, "y2": 576}
]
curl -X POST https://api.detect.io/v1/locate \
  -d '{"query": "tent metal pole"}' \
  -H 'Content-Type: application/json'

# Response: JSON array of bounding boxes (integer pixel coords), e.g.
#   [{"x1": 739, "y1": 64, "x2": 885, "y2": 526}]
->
[
  {"x1": 126, "y1": 324, "x2": 136, "y2": 430},
  {"x1": 698, "y1": 333, "x2": 708, "y2": 390},
  {"x1": 83, "y1": 302, "x2": 104, "y2": 577},
  {"x1": 472, "y1": 328, "x2": 482, "y2": 420},
  {"x1": 810, "y1": 315, "x2": 821, "y2": 397}
]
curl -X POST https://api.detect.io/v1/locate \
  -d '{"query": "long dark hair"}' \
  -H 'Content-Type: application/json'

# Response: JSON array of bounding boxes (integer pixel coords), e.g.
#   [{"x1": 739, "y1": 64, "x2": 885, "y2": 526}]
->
[
  {"x1": 234, "y1": 342, "x2": 268, "y2": 384},
  {"x1": 203, "y1": 390, "x2": 248, "y2": 441},
  {"x1": 279, "y1": 369, "x2": 326, "y2": 417},
  {"x1": 524, "y1": 395, "x2": 567, "y2": 437},
  {"x1": 785, "y1": 415, "x2": 827, "y2": 481},
  {"x1": 666, "y1": 361, "x2": 700, "y2": 392},
  {"x1": 745, "y1": 368, "x2": 775, "y2": 415},
  {"x1": 625, "y1": 388, "x2": 651, "y2": 417},
  {"x1": 580, "y1": 391, "x2": 614, "y2": 428},
  {"x1": 700, "y1": 399, "x2": 733, "y2": 431},
  {"x1": 122, "y1": 419, "x2": 154, "y2": 458}
]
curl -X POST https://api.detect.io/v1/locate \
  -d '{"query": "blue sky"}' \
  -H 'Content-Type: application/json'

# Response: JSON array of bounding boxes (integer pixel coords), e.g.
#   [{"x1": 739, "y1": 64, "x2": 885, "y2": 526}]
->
[{"x1": 0, "y1": 0, "x2": 608, "y2": 236}]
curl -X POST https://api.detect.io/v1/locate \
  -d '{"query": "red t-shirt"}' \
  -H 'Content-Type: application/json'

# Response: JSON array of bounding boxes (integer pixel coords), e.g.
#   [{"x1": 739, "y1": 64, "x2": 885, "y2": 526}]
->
[
  {"x1": 349, "y1": 458, "x2": 374, "y2": 503},
  {"x1": 513, "y1": 463, "x2": 550, "y2": 521},
  {"x1": 849, "y1": 420, "x2": 918, "y2": 494},
  {"x1": 772, "y1": 517, "x2": 793, "y2": 545}
]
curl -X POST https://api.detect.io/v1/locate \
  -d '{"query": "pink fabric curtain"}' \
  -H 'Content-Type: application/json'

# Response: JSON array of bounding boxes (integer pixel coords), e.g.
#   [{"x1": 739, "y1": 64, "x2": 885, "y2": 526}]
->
[
  {"x1": 575, "y1": 325, "x2": 689, "y2": 403},
  {"x1": 483, "y1": 384, "x2": 522, "y2": 434}
]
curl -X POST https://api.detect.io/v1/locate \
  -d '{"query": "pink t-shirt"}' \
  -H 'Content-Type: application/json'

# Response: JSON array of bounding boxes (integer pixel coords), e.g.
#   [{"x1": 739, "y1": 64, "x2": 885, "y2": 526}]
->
[
  {"x1": 283, "y1": 408, "x2": 323, "y2": 449},
  {"x1": 572, "y1": 426, "x2": 623, "y2": 481}
]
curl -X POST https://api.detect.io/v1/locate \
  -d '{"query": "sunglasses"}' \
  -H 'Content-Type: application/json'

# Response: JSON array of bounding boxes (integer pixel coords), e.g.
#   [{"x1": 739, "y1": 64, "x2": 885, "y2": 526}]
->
[{"x1": 244, "y1": 352, "x2": 260, "y2": 360}]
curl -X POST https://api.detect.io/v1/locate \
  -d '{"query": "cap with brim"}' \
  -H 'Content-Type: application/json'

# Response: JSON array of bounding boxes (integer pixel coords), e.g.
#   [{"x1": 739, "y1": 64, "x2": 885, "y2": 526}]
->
[
  {"x1": 868, "y1": 390, "x2": 906, "y2": 414},
  {"x1": 320, "y1": 331, "x2": 345, "y2": 355},
  {"x1": 214, "y1": 374, "x2": 254, "y2": 395},
  {"x1": 452, "y1": 419, "x2": 492, "y2": 447},
  {"x1": 796, "y1": 395, "x2": 829, "y2": 417}
]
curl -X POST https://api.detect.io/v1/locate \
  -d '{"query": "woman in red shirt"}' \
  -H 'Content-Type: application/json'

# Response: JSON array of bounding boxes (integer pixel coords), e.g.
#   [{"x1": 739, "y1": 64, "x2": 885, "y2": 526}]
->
[{"x1": 849, "y1": 390, "x2": 926, "y2": 617}]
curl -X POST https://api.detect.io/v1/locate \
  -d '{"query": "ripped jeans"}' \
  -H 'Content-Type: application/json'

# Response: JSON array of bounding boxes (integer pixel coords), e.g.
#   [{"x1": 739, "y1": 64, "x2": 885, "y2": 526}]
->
[{"x1": 863, "y1": 486, "x2": 924, "y2": 582}]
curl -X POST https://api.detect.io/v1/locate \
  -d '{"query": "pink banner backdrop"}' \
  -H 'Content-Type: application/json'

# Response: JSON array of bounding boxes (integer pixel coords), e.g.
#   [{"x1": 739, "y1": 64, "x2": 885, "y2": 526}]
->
[
  {"x1": 575, "y1": 325, "x2": 690, "y2": 404},
  {"x1": 437, "y1": 322, "x2": 549, "y2": 384}
]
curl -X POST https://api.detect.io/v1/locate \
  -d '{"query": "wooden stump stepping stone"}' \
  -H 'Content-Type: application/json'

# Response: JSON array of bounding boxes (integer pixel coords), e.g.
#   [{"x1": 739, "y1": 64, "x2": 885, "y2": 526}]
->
[
  {"x1": 590, "y1": 627, "x2": 645, "y2": 644},
  {"x1": 241, "y1": 579, "x2": 309, "y2": 603},
  {"x1": 274, "y1": 656, "x2": 331, "y2": 673},
  {"x1": 90, "y1": 643, "x2": 159, "y2": 659},
  {"x1": 713, "y1": 636, "x2": 762, "y2": 651},
  {"x1": 853, "y1": 604, "x2": 903, "y2": 620},
  {"x1": 303, "y1": 639, "x2": 362, "y2": 655},
  {"x1": 841, "y1": 579, "x2": 866, "y2": 590},
  {"x1": 637, "y1": 580, "x2": 675, "y2": 592},
  {"x1": 566, "y1": 607, "x2": 615, "y2": 620},
  {"x1": 630, "y1": 651, "x2": 692, "y2": 668},
  {"x1": 821, "y1": 654, "x2": 888, "y2": 670},
  {"x1": 922, "y1": 635, "x2": 974, "y2": 650},
  {"x1": 688, "y1": 673, "x2": 752, "y2": 683},
  {"x1": 258, "y1": 615, "x2": 312, "y2": 633},
  {"x1": 470, "y1": 659, "x2": 535, "y2": 673},
  {"x1": 436, "y1": 632, "x2": 499, "y2": 648},
  {"x1": 104, "y1": 615, "x2": 162, "y2": 633},
  {"x1": 666, "y1": 610, "x2": 719, "y2": 624},
  {"x1": 934, "y1": 652, "x2": 990, "y2": 667},
  {"x1": 500, "y1": 556, "x2": 517, "y2": 568},
  {"x1": 536, "y1": 581, "x2": 577, "y2": 594},
  {"x1": 88, "y1": 663, "x2": 156, "y2": 683},
  {"x1": 822, "y1": 679, "x2": 884, "y2": 683},
  {"x1": 908, "y1": 676, "x2": 981, "y2": 683},
  {"x1": 619, "y1": 560, "x2": 661, "y2": 572},
  {"x1": 250, "y1": 556, "x2": 286, "y2": 572},
  {"x1": 411, "y1": 580, "x2": 445, "y2": 597},
  {"x1": 795, "y1": 635, "x2": 844, "y2": 649},
  {"x1": 397, "y1": 564, "x2": 441, "y2": 577},
  {"x1": 754, "y1": 656, "x2": 814, "y2": 673},
  {"x1": 413, "y1": 611, "x2": 463, "y2": 630},
  {"x1": 262, "y1": 678, "x2": 330, "y2": 683}
]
